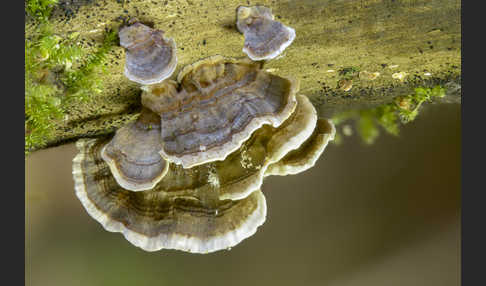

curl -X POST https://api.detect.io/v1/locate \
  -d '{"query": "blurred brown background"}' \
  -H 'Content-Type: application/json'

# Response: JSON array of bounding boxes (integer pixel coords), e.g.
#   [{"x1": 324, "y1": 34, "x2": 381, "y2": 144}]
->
[{"x1": 25, "y1": 103, "x2": 460, "y2": 286}]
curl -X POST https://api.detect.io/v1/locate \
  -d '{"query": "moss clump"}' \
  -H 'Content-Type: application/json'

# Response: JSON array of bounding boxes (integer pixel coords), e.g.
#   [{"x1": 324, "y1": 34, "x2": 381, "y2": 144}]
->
[
  {"x1": 62, "y1": 29, "x2": 118, "y2": 102},
  {"x1": 25, "y1": 1, "x2": 118, "y2": 156},
  {"x1": 396, "y1": 86, "x2": 446, "y2": 123},
  {"x1": 25, "y1": 24, "x2": 82, "y2": 155},
  {"x1": 332, "y1": 86, "x2": 446, "y2": 145},
  {"x1": 25, "y1": 0, "x2": 59, "y2": 21}
]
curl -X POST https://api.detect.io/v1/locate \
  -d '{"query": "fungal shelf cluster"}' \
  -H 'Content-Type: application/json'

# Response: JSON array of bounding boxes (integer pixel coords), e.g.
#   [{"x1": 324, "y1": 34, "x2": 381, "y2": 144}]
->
[{"x1": 72, "y1": 6, "x2": 335, "y2": 254}]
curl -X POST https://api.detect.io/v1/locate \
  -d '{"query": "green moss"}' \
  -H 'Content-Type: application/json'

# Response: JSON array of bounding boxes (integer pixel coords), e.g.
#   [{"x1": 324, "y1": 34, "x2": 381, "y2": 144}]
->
[
  {"x1": 331, "y1": 86, "x2": 446, "y2": 145},
  {"x1": 396, "y1": 86, "x2": 446, "y2": 123},
  {"x1": 357, "y1": 110, "x2": 380, "y2": 144},
  {"x1": 25, "y1": 2, "x2": 118, "y2": 156},
  {"x1": 25, "y1": 0, "x2": 59, "y2": 22},
  {"x1": 62, "y1": 29, "x2": 118, "y2": 102},
  {"x1": 25, "y1": 24, "x2": 81, "y2": 155}
]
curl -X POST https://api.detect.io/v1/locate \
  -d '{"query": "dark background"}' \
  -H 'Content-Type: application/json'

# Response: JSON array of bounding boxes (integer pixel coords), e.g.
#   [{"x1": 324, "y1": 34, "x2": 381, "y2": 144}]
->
[{"x1": 25, "y1": 103, "x2": 460, "y2": 286}]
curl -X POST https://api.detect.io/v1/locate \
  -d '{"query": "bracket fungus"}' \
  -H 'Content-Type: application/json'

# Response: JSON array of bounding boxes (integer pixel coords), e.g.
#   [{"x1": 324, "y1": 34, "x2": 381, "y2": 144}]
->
[
  {"x1": 71, "y1": 95, "x2": 330, "y2": 253},
  {"x1": 73, "y1": 137, "x2": 267, "y2": 253},
  {"x1": 72, "y1": 13, "x2": 334, "y2": 253},
  {"x1": 266, "y1": 119, "x2": 336, "y2": 177},
  {"x1": 236, "y1": 5, "x2": 296, "y2": 61},
  {"x1": 119, "y1": 22, "x2": 177, "y2": 85},
  {"x1": 141, "y1": 55, "x2": 299, "y2": 169},
  {"x1": 72, "y1": 79, "x2": 334, "y2": 253},
  {"x1": 100, "y1": 108, "x2": 169, "y2": 191},
  {"x1": 210, "y1": 93, "x2": 320, "y2": 200}
]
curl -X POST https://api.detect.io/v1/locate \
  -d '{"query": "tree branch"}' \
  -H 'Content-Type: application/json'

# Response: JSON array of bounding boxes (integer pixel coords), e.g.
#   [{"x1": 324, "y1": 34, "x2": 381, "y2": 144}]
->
[{"x1": 26, "y1": 0, "x2": 461, "y2": 152}]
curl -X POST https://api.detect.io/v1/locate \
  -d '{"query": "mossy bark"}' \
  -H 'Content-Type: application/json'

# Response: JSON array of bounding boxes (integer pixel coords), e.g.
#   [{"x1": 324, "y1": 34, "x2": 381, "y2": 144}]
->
[{"x1": 25, "y1": 0, "x2": 461, "y2": 152}]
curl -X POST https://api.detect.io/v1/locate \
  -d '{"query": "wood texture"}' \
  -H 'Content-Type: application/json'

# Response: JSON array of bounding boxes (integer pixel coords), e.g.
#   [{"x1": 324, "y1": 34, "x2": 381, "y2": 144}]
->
[{"x1": 25, "y1": 0, "x2": 461, "y2": 151}]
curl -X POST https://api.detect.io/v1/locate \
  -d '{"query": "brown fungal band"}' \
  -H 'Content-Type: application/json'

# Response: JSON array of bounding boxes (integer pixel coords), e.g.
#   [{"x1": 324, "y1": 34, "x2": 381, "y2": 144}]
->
[
  {"x1": 236, "y1": 5, "x2": 296, "y2": 61},
  {"x1": 141, "y1": 55, "x2": 298, "y2": 169},
  {"x1": 100, "y1": 108, "x2": 169, "y2": 191},
  {"x1": 72, "y1": 94, "x2": 331, "y2": 252},
  {"x1": 73, "y1": 138, "x2": 266, "y2": 253},
  {"x1": 114, "y1": 92, "x2": 315, "y2": 200},
  {"x1": 119, "y1": 22, "x2": 177, "y2": 85},
  {"x1": 213, "y1": 93, "x2": 318, "y2": 200},
  {"x1": 71, "y1": 41, "x2": 338, "y2": 253},
  {"x1": 266, "y1": 119, "x2": 336, "y2": 177}
]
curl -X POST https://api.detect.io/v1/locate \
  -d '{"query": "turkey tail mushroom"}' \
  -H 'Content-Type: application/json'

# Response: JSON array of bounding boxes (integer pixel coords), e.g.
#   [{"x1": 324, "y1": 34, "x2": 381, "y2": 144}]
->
[
  {"x1": 265, "y1": 119, "x2": 336, "y2": 177},
  {"x1": 141, "y1": 56, "x2": 298, "y2": 169},
  {"x1": 73, "y1": 137, "x2": 266, "y2": 253},
  {"x1": 236, "y1": 5, "x2": 296, "y2": 61},
  {"x1": 100, "y1": 108, "x2": 169, "y2": 191},
  {"x1": 119, "y1": 22, "x2": 177, "y2": 85}
]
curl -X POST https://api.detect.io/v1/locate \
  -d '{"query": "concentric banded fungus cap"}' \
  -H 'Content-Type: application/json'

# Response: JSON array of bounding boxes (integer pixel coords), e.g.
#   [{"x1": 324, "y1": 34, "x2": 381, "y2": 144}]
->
[
  {"x1": 141, "y1": 55, "x2": 298, "y2": 169},
  {"x1": 72, "y1": 95, "x2": 323, "y2": 252},
  {"x1": 96, "y1": 93, "x2": 314, "y2": 201},
  {"x1": 266, "y1": 119, "x2": 336, "y2": 177},
  {"x1": 137, "y1": 93, "x2": 315, "y2": 203},
  {"x1": 119, "y1": 22, "x2": 177, "y2": 85},
  {"x1": 236, "y1": 5, "x2": 296, "y2": 61},
  {"x1": 209, "y1": 93, "x2": 318, "y2": 200},
  {"x1": 100, "y1": 108, "x2": 169, "y2": 191},
  {"x1": 73, "y1": 138, "x2": 266, "y2": 253}
]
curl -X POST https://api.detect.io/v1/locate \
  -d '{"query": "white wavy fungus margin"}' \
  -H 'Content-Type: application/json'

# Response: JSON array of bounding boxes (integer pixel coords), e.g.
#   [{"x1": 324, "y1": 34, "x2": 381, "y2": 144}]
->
[{"x1": 73, "y1": 140, "x2": 267, "y2": 254}]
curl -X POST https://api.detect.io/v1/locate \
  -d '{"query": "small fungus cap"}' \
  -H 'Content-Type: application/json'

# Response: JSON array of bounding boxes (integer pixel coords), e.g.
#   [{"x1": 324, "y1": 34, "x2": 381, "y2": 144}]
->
[
  {"x1": 265, "y1": 118, "x2": 336, "y2": 177},
  {"x1": 100, "y1": 108, "x2": 169, "y2": 191},
  {"x1": 236, "y1": 5, "x2": 296, "y2": 61},
  {"x1": 141, "y1": 55, "x2": 298, "y2": 169},
  {"x1": 73, "y1": 138, "x2": 266, "y2": 253},
  {"x1": 119, "y1": 22, "x2": 177, "y2": 85},
  {"x1": 214, "y1": 93, "x2": 318, "y2": 201}
]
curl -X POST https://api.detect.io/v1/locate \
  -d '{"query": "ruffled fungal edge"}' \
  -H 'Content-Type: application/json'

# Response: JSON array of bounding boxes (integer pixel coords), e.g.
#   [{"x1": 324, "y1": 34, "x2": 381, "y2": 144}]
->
[
  {"x1": 162, "y1": 56, "x2": 300, "y2": 169},
  {"x1": 265, "y1": 119, "x2": 336, "y2": 177},
  {"x1": 176, "y1": 55, "x2": 260, "y2": 84},
  {"x1": 124, "y1": 37, "x2": 178, "y2": 85},
  {"x1": 235, "y1": 6, "x2": 296, "y2": 61},
  {"x1": 242, "y1": 26, "x2": 296, "y2": 61},
  {"x1": 100, "y1": 143, "x2": 169, "y2": 192},
  {"x1": 219, "y1": 93, "x2": 317, "y2": 201},
  {"x1": 73, "y1": 139, "x2": 267, "y2": 253}
]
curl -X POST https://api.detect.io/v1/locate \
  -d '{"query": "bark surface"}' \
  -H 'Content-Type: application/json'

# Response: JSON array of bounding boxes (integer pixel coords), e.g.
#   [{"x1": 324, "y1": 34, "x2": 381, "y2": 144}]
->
[{"x1": 25, "y1": 0, "x2": 461, "y2": 151}]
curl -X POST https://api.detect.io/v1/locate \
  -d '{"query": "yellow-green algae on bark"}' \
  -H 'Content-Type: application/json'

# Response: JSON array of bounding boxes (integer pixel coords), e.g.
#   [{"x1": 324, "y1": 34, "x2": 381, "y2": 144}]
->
[{"x1": 25, "y1": 0, "x2": 460, "y2": 152}]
